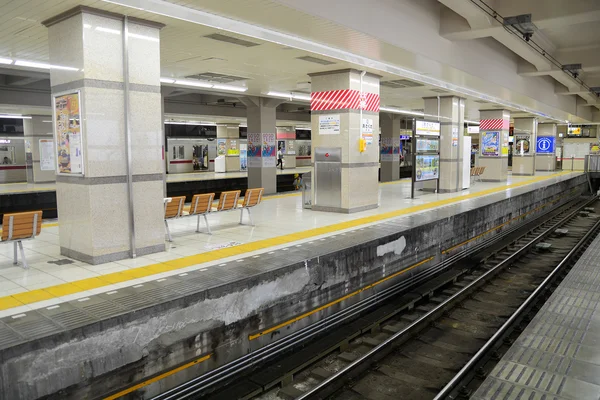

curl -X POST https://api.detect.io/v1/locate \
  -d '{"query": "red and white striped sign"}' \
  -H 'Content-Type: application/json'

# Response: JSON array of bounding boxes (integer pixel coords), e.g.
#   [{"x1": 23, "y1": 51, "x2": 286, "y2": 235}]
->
[
  {"x1": 480, "y1": 119, "x2": 509, "y2": 131},
  {"x1": 311, "y1": 89, "x2": 380, "y2": 112}
]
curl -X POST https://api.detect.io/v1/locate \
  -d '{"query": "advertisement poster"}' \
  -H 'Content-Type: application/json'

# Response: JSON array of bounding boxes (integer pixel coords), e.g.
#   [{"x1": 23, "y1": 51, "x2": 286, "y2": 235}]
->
[
  {"x1": 568, "y1": 127, "x2": 582, "y2": 136},
  {"x1": 415, "y1": 120, "x2": 440, "y2": 136},
  {"x1": 591, "y1": 143, "x2": 600, "y2": 155},
  {"x1": 55, "y1": 92, "x2": 83, "y2": 174},
  {"x1": 277, "y1": 140, "x2": 286, "y2": 155},
  {"x1": 247, "y1": 132, "x2": 261, "y2": 168},
  {"x1": 287, "y1": 140, "x2": 295, "y2": 155},
  {"x1": 452, "y1": 127, "x2": 458, "y2": 147},
  {"x1": 416, "y1": 138, "x2": 439, "y2": 152},
  {"x1": 514, "y1": 134, "x2": 530, "y2": 155},
  {"x1": 262, "y1": 132, "x2": 276, "y2": 167},
  {"x1": 380, "y1": 137, "x2": 393, "y2": 162},
  {"x1": 502, "y1": 131, "x2": 509, "y2": 156},
  {"x1": 217, "y1": 139, "x2": 227, "y2": 156},
  {"x1": 362, "y1": 118, "x2": 374, "y2": 144},
  {"x1": 481, "y1": 131, "x2": 499, "y2": 156},
  {"x1": 240, "y1": 143, "x2": 247, "y2": 170},
  {"x1": 227, "y1": 139, "x2": 239, "y2": 156},
  {"x1": 393, "y1": 137, "x2": 400, "y2": 161},
  {"x1": 39, "y1": 139, "x2": 55, "y2": 171},
  {"x1": 536, "y1": 137, "x2": 555, "y2": 154},
  {"x1": 319, "y1": 114, "x2": 341, "y2": 135},
  {"x1": 415, "y1": 155, "x2": 439, "y2": 181}
]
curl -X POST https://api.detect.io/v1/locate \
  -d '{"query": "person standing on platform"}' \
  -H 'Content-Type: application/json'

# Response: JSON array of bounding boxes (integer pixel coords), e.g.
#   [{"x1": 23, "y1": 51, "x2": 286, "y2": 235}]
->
[{"x1": 276, "y1": 146, "x2": 284, "y2": 170}]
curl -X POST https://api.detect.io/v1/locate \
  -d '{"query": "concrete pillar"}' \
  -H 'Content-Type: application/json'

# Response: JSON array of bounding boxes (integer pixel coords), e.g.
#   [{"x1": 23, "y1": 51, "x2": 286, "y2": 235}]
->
[
  {"x1": 241, "y1": 96, "x2": 282, "y2": 194},
  {"x1": 217, "y1": 123, "x2": 240, "y2": 172},
  {"x1": 23, "y1": 115, "x2": 55, "y2": 183},
  {"x1": 276, "y1": 126, "x2": 297, "y2": 169},
  {"x1": 380, "y1": 113, "x2": 400, "y2": 182},
  {"x1": 536, "y1": 123, "x2": 557, "y2": 171},
  {"x1": 512, "y1": 117, "x2": 537, "y2": 176},
  {"x1": 44, "y1": 6, "x2": 165, "y2": 264},
  {"x1": 478, "y1": 109, "x2": 510, "y2": 181},
  {"x1": 423, "y1": 96, "x2": 465, "y2": 192},
  {"x1": 309, "y1": 69, "x2": 380, "y2": 213}
]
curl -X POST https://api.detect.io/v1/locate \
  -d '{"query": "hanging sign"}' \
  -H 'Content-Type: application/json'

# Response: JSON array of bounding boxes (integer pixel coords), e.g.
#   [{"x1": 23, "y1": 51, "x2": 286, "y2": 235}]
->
[
  {"x1": 481, "y1": 131, "x2": 499, "y2": 156},
  {"x1": 247, "y1": 132, "x2": 262, "y2": 167},
  {"x1": 318, "y1": 114, "x2": 341, "y2": 135},
  {"x1": 362, "y1": 118, "x2": 374, "y2": 144},
  {"x1": 54, "y1": 91, "x2": 83, "y2": 174},
  {"x1": 39, "y1": 139, "x2": 55, "y2": 171},
  {"x1": 536, "y1": 137, "x2": 555, "y2": 154}
]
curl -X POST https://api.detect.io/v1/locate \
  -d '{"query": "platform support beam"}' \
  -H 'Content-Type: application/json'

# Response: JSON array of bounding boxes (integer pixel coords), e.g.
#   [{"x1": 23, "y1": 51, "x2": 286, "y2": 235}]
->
[
  {"x1": 44, "y1": 6, "x2": 166, "y2": 264},
  {"x1": 478, "y1": 109, "x2": 511, "y2": 182}
]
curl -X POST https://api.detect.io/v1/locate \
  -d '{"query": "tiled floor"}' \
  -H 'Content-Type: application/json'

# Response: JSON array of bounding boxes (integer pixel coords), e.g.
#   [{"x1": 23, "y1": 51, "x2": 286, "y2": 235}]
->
[{"x1": 0, "y1": 171, "x2": 582, "y2": 318}]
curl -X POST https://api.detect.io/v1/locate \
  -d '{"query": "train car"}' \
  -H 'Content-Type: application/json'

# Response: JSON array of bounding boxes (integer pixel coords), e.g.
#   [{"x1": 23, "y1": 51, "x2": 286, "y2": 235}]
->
[
  {"x1": 166, "y1": 137, "x2": 218, "y2": 174},
  {"x1": 0, "y1": 136, "x2": 26, "y2": 183}
]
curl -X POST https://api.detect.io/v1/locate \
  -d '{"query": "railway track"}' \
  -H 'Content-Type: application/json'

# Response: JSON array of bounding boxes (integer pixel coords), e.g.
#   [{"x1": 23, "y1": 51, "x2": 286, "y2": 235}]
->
[{"x1": 151, "y1": 196, "x2": 599, "y2": 400}]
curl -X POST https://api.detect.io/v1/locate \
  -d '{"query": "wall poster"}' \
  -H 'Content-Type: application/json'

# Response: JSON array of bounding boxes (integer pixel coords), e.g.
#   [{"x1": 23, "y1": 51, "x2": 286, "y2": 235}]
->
[
  {"x1": 318, "y1": 114, "x2": 341, "y2": 135},
  {"x1": 415, "y1": 154, "x2": 439, "y2": 181},
  {"x1": 380, "y1": 137, "x2": 393, "y2": 162},
  {"x1": 393, "y1": 137, "x2": 400, "y2": 161},
  {"x1": 54, "y1": 91, "x2": 83, "y2": 174},
  {"x1": 240, "y1": 143, "x2": 247, "y2": 170},
  {"x1": 481, "y1": 131, "x2": 500, "y2": 156},
  {"x1": 502, "y1": 131, "x2": 509, "y2": 156},
  {"x1": 514, "y1": 134, "x2": 530, "y2": 155},
  {"x1": 217, "y1": 139, "x2": 227, "y2": 156},
  {"x1": 262, "y1": 132, "x2": 276, "y2": 167},
  {"x1": 247, "y1": 132, "x2": 262, "y2": 168},
  {"x1": 227, "y1": 139, "x2": 239, "y2": 156},
  {"x1": 39, "y1": 139, "x2": 55, "y2": 171}
]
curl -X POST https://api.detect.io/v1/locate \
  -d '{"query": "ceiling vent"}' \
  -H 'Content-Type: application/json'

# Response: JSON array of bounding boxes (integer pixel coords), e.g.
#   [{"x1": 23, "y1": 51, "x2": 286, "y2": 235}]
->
[
  {"x1": 204, "y1": 33, "x2": 260, "y2": 47},
  {"x1": 380, "y1": 79, "x2": 424, "y2": 89},
  {"x1": 185, "y1": 72, "x2": 248, "y2": 83},
  {"x1": 296, "y1": 56, "x2": 335, "y2": 65}
]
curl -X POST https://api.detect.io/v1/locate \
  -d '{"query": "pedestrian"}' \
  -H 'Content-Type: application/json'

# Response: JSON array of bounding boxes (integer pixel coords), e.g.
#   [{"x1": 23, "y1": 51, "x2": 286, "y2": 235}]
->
[{"x1": 276, "y1": 146, "x2": 284, "y2": 170}]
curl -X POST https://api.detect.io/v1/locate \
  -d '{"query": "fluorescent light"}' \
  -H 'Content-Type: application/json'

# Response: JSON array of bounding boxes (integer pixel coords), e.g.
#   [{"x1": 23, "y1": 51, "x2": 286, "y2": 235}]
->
[
  {"x1": 267, "y1": 91, "x2": 292, "y2": 99},
  {"x1": 0, "y1": 57, "x2": 13, "y2": 65},
  {"x1": 0, "y1": 115, "x2": 32, "y2": 119},
  {"x1": 380, "y1": 106, "x2": 424, "y2": 116},
  {"x1": 164, "y1": 121, "x2": 217, "y2": 126},
  {"x1": 212, "y1": 84, "x2": 248, "y2": 92},
  {"x1": 95, "y1": 26, "x2": 121, "y2": 35},
  {"x1": 83, "y1": 24, "x2": 92, "y2": 29},
  {"x1": 174, "y1": 79, "x2": 213, "y2": 88},
  {"x1": 128, "y1": 33, "x2": 159, "y2": 42},
  {"x1": 267, "y1": 91, "x2": 310, "y2": 101},
  {"x1": 15, "y1": 60, "x2": 78, "y2": 71},
  {"x1": 160, "y1": 78, "x2": 176, "y2": 84},
  {"x1": 465, "y1": 120, "x2": 480, "y2": 124},
  {"x1": 292, "y1": 93, "x2": 311, "y2": 101}
]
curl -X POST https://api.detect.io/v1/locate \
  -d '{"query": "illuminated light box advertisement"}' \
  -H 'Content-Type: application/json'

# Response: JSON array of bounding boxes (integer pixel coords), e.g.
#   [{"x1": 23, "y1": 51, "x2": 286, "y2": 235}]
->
[
  {"x1": 262, "y1": 132, "x2": 276, "y2": 167},
  {"x1": 514, "y1": 134, "x2": 530, "y2": 155},
  {"x1": 416, "y1": 138, "x2": 439, "y2": 152},
  {"x1": 415, "y1": 154, "x2": 439, "y2": 181},
  {"x1": 247, "y1": 132, "x2": 262, "y2": 167},
  {"x1": 481, "y1": 131, "x2": 500, "y2": 156},
  {"x1": 54, "y1": 91, "x2": 83, "y2": 174},
  {"x1": 536, "y1": 136, "x2": 555, "y2": 154},
  {"x1": 415, "y1": 120, "x2": 440, "y2": 136}
]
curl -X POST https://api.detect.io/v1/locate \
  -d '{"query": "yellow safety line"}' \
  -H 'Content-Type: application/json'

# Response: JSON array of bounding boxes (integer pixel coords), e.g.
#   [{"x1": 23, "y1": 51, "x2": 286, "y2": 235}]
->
[
  {"x1": 103, "y1": 353, "x2": 212, "y2": 400},
  {"x1": 249, "y1": 256, "x2": 434, "y2": 340},
  {"x1": 0, "y1": 171, "x2": 574, "y2": 311}
]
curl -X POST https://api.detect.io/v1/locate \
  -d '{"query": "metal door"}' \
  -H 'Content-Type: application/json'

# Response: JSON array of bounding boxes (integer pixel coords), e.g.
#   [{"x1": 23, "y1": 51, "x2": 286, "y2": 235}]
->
[{"x1": 314, "y1": 147, "x2": 341, "y2": 208}]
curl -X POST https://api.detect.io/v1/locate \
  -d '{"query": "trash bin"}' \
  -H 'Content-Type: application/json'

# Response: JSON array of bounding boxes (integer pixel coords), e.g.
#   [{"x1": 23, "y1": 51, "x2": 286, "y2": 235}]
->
[{"x1": 302, "y1": 171, "x2": 312, "y2": 209}]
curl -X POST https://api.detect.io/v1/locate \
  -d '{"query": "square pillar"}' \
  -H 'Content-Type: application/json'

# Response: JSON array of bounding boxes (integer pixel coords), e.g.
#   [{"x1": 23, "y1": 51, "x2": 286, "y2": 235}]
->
[
  {"x1": 536, "y1": 124, "x2": 557, "y2": 171},
  {"x1": 380, "y1": 113, "x2": 400, "y2": 182},
  {"x1": 309, "y1": 69, "x2": 380, "y2": 213},
  {"x1": 44, "y1": 7, "x2": 165, "y2": 264},
  {"x1": 479, "y1": 110, "x2": 510, "y2": 181},
  {"x1": 512, "y1": 117, "x2": 537, "y2": 176}
]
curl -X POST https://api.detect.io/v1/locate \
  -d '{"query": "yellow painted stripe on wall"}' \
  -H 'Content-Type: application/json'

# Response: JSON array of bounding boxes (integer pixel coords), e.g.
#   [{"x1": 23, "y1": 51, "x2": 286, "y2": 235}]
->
[{"x1": 0, "y1": 171, "x2": 575, "y2": 311}]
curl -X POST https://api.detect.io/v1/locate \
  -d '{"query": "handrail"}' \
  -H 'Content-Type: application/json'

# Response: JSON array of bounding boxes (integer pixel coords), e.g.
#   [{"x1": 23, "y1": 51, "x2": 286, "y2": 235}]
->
[{"x1": 297, "y1": 196, "x2": 597, "y2": 400}]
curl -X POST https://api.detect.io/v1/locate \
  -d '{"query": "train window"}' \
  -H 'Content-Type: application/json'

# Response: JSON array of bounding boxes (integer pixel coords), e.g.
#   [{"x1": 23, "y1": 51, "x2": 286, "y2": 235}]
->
[
  {"x1": 0, "y1": 146, "x2": 16, "y2": 164},
  {"x1": 178, "y1": 145, "x2": 185, "y2": 159},
  {"x1": 172, "y1": 145, "x2": 186, "y2": 160}
]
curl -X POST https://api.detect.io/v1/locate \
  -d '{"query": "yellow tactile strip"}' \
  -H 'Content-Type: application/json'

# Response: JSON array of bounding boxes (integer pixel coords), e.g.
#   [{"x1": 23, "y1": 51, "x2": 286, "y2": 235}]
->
[{"x1": 0, "y1": 171, "x2": 574, "y2": 311}]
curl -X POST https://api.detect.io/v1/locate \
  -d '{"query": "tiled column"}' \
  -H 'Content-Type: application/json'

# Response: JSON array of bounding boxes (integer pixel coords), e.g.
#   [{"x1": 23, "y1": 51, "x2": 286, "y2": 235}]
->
[
  {"x1": 23, "y1": 115, "x2": 55, "y2": 183},
  {"x1": 536, "y1": 123, "x2": 557, "y2": 171},
  {"x1": 44, "y1": 7, "x2": 165, "y2": 264},
  {"x1": 512, "y1": 117, "x2": 537, "y2": 176},
  {"x1": 276, "y1": 126, "x2": 297, "y2": 169},
  {"x1": 217, "y1": 123, "x2": 240, "y2": 172},
  {"x1": 309, "y1": 69, "x2": 380, "y2": 213},
  {"x1": 380, "y1": 113, "x2": 400, "y2": 182},
  {"x1": 479, "y1": 110, "x2": 510, "y2": 182},
  {"x1": 424, "y1": 96, "x2": 465, "y2": 192},
  {"x1": 241, "y1": 96, "x2": 282, "y2": 194}
]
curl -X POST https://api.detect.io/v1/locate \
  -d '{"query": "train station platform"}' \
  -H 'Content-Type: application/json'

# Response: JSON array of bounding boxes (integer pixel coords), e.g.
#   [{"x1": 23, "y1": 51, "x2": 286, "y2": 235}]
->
[
  {"x1": 473, "y1": 218, "x2": 600, "y2": 400},
  {"x1": 0, "y1": 171, "x2": 590, "y2": 399}
]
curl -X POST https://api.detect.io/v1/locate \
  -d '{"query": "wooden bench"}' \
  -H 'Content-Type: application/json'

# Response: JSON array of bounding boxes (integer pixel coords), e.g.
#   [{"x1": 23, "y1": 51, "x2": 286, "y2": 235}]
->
[
  {"x1": 1, "y1": 210, "x2": 42, "y2": 269},
  {"x1": 470, "y1": 166, "x2": 486, "y2": 183},
  {"x1": 163, "y1": 188, "x2": 264, "y2": 240}
]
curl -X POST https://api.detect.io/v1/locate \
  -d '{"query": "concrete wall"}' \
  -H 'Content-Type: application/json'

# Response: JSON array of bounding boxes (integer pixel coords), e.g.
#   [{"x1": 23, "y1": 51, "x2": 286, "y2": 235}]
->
[{"x1": 0, "y1": 174, "x2": 587, "y2": 399}]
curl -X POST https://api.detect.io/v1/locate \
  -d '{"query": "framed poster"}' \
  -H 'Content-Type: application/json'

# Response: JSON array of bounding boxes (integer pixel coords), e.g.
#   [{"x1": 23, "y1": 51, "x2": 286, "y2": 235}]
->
[
  {"x1": 262, "y1": 132, "x2": 276, "y2": 167},
  {"x1": 217, "y1": 139, "x2": 227, "y2": 156},
  {"x1": 54, "y1": 91, "x2": 84, "y2": 174},
  {"x1": 514, "y1": 134, "x2": 530, "y2": 155},
  {"x1": 481, "y1": 131, "x2": 499, "y2": 156},
  {"x1": 39, "y1": 139, "x2": 55, "y2": 171},
  {"x1": 247, "y1": 132, "x2": 261, "y2": 167},
  {"x1": 380, "y1": 137, "x2": 393, "y2": 161},
  {"x1": 318, "y1": 114, "x2": 340, "y2": 135},
  {"x1": 415, "y1": 154, "x2": 439, "y2": 181}
]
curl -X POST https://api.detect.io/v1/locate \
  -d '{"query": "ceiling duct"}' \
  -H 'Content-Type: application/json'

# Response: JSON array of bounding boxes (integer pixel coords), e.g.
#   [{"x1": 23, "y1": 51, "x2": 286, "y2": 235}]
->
[
  {"x1": 296, "y1": 56, "x2": 335, "y2": 65},
  {"x1": 186, "y1": 72, "x2": 248, "y2": 83},
  {"x1": 380, "y1": 79, "x2": 424, "y2": 89},
  {"x1": 203, "y1": 33, "x2": 260, "y2": 47}
]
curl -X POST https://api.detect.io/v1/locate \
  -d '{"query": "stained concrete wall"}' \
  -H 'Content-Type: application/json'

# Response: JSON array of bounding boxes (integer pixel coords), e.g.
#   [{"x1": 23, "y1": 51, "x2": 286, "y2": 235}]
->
[{"x1": 0, "y1": 175, "x2": 588, "y2": 399}]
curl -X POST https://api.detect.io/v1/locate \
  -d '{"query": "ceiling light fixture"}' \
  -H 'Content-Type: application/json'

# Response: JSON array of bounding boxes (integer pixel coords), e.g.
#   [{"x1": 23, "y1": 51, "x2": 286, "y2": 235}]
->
[
  {"x1": 379, "y1": 106, "x2": 424, "y2": 116},
  {"x1": 267, "y1": 91, "x2": 311, "y2": 101},
  {"x1": 168, "y1": 78, "x2": 247, "y2": 92},
  {"x1": 15, "y1": 60, "x2": 78, "y2": 71},
  {"x1": 212, "y1": 83, "x2": 248, "y2": 92},
  {"x1": 465, "y1": 120, "x2": 480, "y2": 124},
  {"x1": 0, "y1": 115, "x2": 32, "y2": 119},
  {"x1": 164, "y1": 120, "x2": 217, "y2": 126},
  {"x1": 174, "y1": 79, "x2": 213, "y2": 88},
  {"x1": 160, "y1": 77, "x2": 176, "y2": 84},
  {"x1": 0, "y1": 57, "x2": 13, "y2": 65}
]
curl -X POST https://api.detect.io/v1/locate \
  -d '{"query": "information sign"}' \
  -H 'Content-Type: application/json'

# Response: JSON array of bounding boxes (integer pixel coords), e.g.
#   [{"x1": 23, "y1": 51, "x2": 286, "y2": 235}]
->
[
  {"x1": 318, "y1": 114, "x2": 341, "y2": 135},
  {"x1": 536, "y1": 137, "x2": 555, "y2": 154},
  {"x1": 39, "y1": 139, "x2": 55, "y2": 171},
  {"x1": 415, "y1": 120, "x2": 440, "y2": 136},
  {"x1": 415, "y1": 155, "x2": 439, "y2": 181}
]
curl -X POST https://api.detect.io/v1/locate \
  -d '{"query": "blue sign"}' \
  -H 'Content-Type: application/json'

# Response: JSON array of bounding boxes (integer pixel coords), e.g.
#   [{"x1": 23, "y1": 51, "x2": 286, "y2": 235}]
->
[
  {"x1": 536, "y1": 137, "x2": 555, "y2": 154},
  {"x1": 400, "y1": 135, "x2": 411, "y2": 140}
]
